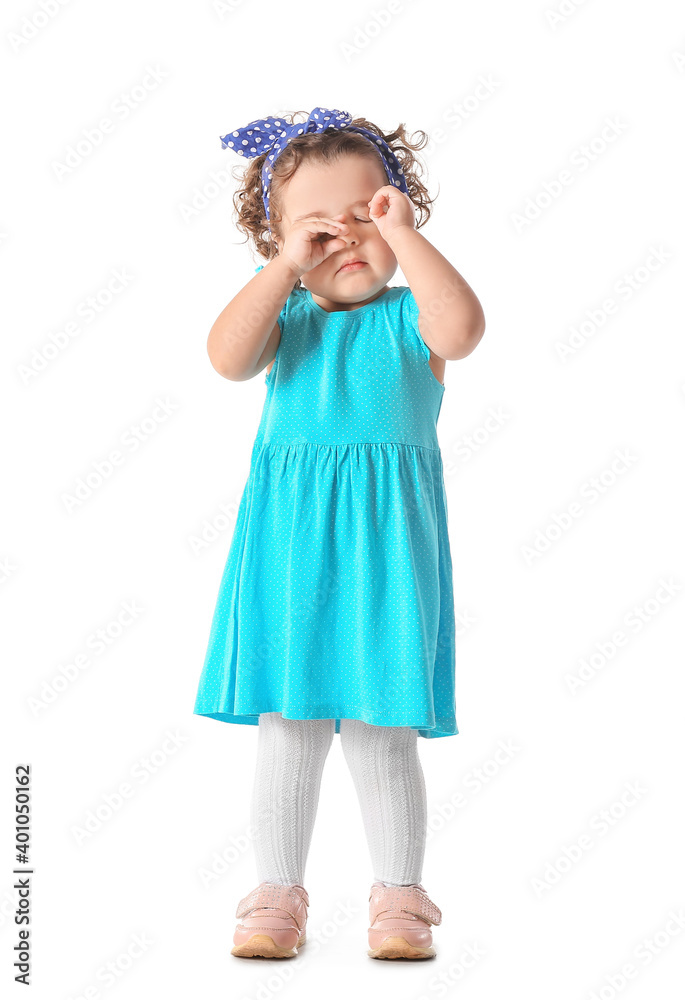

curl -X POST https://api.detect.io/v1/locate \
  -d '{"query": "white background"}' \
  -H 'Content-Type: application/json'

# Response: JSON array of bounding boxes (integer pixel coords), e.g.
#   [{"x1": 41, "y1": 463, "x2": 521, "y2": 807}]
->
[{"x1": 2, "y1": 0, "x2": 685, "y2": 997}]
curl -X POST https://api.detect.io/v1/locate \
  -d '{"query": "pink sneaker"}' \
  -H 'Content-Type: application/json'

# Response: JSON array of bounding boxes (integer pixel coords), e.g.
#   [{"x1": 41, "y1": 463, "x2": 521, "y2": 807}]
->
[
  {"x1": 231, "y1": 882, "x2": 309, "y2": 959},
  {"x1": 367, "y1": 881, "x2": 442, "y2": 959}
]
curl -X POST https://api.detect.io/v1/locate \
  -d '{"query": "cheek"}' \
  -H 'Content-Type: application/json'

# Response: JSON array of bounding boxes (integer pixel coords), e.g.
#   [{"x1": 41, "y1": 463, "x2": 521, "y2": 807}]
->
[{"x1": 376, "y1": 240, "x2": 397, "y2": 266}]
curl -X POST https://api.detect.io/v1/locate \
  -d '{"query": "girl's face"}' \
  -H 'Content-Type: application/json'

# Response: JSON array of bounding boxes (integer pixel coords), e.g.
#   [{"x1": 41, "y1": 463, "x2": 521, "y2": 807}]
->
[{"x1": 275, "y1": 154, "x2": 399, "y2": 311}]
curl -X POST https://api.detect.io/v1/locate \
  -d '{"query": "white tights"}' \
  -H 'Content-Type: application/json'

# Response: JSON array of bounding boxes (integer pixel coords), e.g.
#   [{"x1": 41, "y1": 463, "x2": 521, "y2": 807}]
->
[{"x1": 250, "y1": 712, "x2": 427, "y2": 888}]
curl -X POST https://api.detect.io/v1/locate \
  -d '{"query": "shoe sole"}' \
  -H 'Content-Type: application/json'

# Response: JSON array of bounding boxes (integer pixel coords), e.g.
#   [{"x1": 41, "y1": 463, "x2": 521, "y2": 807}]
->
[
  {"x1": 368, "y1": 935, "x2": 436, "y2": 960},
  {"x1": 231, "y1": 933, "x2": 306, "y2": 959}
]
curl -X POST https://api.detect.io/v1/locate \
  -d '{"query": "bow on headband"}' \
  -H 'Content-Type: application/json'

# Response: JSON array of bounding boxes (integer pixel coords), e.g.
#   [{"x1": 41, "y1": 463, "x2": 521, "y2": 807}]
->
[{"x1": 220, "y1": 106, "x2": 409, "y2": 223}]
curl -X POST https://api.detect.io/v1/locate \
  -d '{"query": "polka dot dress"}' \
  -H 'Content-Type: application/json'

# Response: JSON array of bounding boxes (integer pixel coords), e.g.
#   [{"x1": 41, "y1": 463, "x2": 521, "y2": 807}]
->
[{"x1": 193, "y1": 282, "x2": 458, "y2": 739}]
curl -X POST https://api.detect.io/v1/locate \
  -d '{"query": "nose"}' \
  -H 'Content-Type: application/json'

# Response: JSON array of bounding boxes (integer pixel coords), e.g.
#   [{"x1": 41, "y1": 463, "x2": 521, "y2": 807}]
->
[{"x1": 332, "y1": 213, "x2": 360, "y2": 246}]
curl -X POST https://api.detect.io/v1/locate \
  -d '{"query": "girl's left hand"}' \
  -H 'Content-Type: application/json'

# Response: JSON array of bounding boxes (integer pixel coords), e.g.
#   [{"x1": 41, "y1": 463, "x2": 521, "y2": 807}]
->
[{"x1": 367, "y1": 185, "x2": 415, "y2": 241}]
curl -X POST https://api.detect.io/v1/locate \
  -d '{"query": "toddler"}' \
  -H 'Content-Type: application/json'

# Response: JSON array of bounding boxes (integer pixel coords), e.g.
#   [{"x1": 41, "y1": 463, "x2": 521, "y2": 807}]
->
[{"x1": 193, "y1": 106, "x2": 486, "y2": 960}]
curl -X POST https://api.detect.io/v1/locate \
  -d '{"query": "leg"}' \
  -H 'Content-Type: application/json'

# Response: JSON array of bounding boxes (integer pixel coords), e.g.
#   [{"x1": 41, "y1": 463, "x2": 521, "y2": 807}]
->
[
  {"x1": 250, "y1": 712, "x2": 335, "y2": 886},
  {"x1": 339, "y1": 718, "x2": 427, "y2": 886}
]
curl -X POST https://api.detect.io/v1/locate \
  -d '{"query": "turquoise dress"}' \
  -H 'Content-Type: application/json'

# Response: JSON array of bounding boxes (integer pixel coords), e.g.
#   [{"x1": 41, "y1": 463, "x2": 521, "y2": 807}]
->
[{"x1": 193, "y1": 279, "x2": 458, "y2": 739}]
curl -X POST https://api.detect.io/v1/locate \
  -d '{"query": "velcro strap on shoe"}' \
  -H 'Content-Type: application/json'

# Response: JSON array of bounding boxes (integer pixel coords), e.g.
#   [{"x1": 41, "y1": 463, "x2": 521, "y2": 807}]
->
[
  {"x1": 236, "y1": 883, "x2": 308, "y2": 930},
  {"x1": 370, "y1": 884, "x2": 442, "y2": 926}
]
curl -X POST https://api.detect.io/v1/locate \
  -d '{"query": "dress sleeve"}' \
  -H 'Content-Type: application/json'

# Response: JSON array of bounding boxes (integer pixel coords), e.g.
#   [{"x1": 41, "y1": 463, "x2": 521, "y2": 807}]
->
[{"x1": 398, "y1": 286, "x2": 431, "y2": 361}]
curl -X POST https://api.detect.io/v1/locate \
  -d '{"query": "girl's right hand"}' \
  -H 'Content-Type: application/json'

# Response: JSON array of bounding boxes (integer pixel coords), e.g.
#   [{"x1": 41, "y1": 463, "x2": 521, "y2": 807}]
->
[{"x1": 278, "y1": 217, "x2": 350, "y2": 277}]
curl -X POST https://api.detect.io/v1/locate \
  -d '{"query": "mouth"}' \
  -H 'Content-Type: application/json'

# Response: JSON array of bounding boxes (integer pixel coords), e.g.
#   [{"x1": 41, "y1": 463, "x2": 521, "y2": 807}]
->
[{"x1": 337, "y1": 258, "x2": 367, "y2": 273}]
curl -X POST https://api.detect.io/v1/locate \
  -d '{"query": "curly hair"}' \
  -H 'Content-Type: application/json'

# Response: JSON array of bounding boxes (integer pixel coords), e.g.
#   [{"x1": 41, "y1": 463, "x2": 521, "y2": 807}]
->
[{"x1": 228, "y1": 110, "x2": 436, "y2": 289}]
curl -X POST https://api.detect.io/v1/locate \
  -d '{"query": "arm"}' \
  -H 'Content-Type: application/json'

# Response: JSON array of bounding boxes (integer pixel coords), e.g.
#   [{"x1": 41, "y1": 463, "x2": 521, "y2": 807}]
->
[
  {"x1": 367, "y1": 186, "x2": 486, "y2": 362},
  {"x1": 207, "y1": 254, "x2": 301, "y2": 381},
  {"x1": 384, "y1": 226, "x2": 486, "y2": 361},
  {"x1": 210, "y1": 213, "x2": 355, "y2": 380}
]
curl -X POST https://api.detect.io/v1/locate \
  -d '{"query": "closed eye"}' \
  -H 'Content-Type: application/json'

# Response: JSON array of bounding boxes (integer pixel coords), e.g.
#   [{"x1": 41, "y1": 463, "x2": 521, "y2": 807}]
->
[{"x1": 355, "y1": 218, "x2": 372, "y2": 223}]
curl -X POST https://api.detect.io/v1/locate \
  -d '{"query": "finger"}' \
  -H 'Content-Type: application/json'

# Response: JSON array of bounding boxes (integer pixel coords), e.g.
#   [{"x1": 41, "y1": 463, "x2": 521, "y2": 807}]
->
[
  {"x1": 321, "y1": 236, "x2": 348, "y2": 254},
  {"x1": 318, "y1": 241, "x2": 348, "y2": 261},
  {"x1": 313, "y1": 229, "x2": 351, "y2": 246},
  {"x1": 302, "y1": 217, "x2": 349, "y2": 232}
]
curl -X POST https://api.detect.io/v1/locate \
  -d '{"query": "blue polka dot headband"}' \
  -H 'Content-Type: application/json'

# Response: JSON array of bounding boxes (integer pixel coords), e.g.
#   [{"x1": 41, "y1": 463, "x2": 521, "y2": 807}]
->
[{"x1": 219, "y1": 106, "x2": 409, "y2": 223}]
